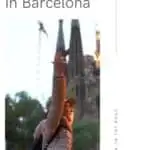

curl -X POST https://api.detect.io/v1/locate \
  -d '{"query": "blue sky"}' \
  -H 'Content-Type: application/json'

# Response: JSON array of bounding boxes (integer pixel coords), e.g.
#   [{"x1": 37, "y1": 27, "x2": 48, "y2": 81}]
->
[{"x1": 4, "y1": 17, "x2": 98, "y2": 106}]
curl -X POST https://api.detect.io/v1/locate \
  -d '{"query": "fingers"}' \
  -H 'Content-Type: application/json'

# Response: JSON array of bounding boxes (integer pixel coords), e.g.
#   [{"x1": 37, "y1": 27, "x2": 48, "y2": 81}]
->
[{"x1": 55, "y1": 52, "x2": 66, "y2": 62}]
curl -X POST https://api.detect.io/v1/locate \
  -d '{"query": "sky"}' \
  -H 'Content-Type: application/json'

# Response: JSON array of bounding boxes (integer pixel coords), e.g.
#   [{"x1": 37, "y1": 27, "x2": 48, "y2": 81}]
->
[{"x1": 3, "y1": 17, "x2": 98, "y2": 106}]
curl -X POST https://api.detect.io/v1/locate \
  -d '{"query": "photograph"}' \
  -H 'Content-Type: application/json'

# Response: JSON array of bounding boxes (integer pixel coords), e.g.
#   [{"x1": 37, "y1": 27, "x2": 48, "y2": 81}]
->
[{"x1": 5, "y1": 18, "x2": 100, "y2": 150}]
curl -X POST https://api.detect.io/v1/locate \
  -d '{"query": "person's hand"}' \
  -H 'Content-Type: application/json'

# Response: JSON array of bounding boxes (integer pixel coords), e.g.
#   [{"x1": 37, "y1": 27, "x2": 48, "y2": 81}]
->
[
  {"x1": 61, "y1": 116, "x2": 67, "y2": 123},
  {"x1": 60, "y1": 116, "x2": 69, "y2": 125},
  {"x1": 54, "y1": 52, "x2": 67, "y2": 77},
  {"x1": 60, "y1": 116, "x2": 73, "y2": 132}
]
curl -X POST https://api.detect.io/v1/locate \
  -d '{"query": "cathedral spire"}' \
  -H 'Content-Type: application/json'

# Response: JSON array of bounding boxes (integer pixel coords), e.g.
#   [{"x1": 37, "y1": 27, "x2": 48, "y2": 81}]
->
[
  {"x1": 51, "y1": 20, "x2": 66, "y2": 100},
  {"x1": 56, "y1": 19, "x2": 65, "y2": 52},
  {"x1": 68, "y1": 19, "x2": 85, "y2": 119},
  {"x1": 71, "y1": 19, "x2": 80, "y2": 28},
  {"x1": 68, "y1": 19, "x2": 83, "y2": 78}
]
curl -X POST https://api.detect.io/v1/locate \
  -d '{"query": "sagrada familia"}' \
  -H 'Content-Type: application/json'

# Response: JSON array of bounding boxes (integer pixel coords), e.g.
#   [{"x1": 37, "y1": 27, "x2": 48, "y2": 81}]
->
[{"x1": 52, "y1": 19, "x2": 100, "y2": 119}]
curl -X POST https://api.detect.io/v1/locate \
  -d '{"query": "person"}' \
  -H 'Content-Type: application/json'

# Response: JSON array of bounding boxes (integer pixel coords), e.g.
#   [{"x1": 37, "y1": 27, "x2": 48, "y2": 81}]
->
[
  {"x1": 48, "y1": 98, "x2": 75, "y2": 150},
  {"x1": 33, "y1": 51, "x2": 76, "y2": 150},
  {"x1": 33, "y1": 98, "x2": 75, "y2": 150}
]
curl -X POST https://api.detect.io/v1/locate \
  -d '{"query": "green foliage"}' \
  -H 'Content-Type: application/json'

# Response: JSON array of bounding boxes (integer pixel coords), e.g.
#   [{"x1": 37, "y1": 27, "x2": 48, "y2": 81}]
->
[
  {"x1": 5, "y1": 91, "x2": 45, "y2": 150},
  {"x1": 5, "y1": 94, "x2": 19, "y2": 143},
  {"x1": 73, "y1": 120, "x2": 99, "y2": 150}
]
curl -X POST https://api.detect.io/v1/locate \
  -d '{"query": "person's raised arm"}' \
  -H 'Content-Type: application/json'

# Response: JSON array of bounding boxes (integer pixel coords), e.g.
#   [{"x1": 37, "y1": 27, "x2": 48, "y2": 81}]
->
[{"x1": 42, "y1": 52, "x2": 67, "y2": 149}]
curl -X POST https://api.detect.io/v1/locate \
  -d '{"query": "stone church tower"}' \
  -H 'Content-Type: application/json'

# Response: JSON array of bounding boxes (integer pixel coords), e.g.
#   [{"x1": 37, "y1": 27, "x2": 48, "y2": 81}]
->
[{"x1": 67, "y1": 19, "x2": 86, "y2": 119}]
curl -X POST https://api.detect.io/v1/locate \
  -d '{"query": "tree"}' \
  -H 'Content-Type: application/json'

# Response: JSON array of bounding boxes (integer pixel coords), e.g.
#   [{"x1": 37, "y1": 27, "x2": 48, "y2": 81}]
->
[
  {"x1": 5, "y1": 94, "x2": 19, "y2": 150},
  {"x1": 5, "y1": 91, "x2": 45, "y2": 150}
]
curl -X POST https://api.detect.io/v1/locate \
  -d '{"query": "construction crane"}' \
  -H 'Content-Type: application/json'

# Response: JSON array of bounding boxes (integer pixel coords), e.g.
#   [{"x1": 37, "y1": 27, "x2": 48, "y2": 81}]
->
[
  {"x1": 36, "y1": 21, "x2": 48, "y2": 101},
  {"x1": 38, "y1": 21, "x2": 48, "y2": 37}
]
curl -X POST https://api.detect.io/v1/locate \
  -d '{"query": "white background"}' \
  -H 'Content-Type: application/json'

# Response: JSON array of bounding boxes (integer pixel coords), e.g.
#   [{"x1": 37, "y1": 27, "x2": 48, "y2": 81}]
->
[{"x1": 1, "y1": 0, "x2": 150, "y2": 150}]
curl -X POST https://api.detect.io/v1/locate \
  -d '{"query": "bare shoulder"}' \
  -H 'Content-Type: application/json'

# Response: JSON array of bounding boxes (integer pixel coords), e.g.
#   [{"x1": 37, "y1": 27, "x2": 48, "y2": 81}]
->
[{"x1": 33, "y1": 119, "x2": 47, "y2": 139}]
